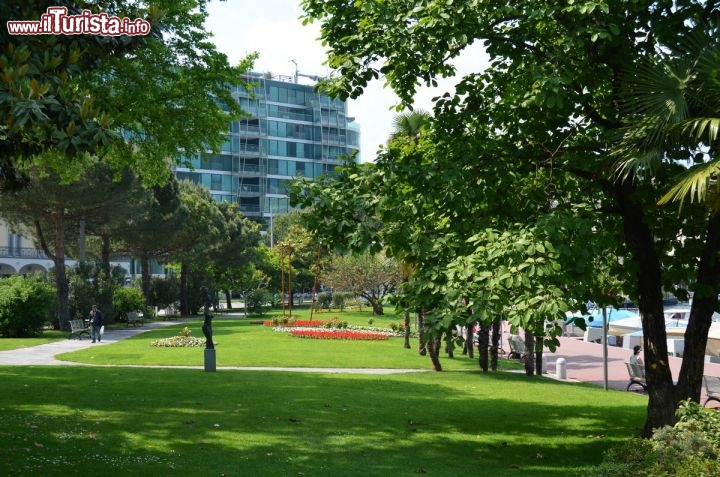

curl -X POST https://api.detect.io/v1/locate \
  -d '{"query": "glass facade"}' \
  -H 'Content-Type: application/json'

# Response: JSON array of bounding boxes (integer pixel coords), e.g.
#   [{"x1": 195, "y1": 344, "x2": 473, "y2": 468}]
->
[{"x1": 174, "y1": 72, "x2": 360, "y2": 230}]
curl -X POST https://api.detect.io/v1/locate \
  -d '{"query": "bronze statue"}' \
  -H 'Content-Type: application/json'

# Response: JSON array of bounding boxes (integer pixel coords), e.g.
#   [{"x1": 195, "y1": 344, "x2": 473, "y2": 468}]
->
[{"x1": 201, "y1": 286, "x2": 214, "y2": 349}]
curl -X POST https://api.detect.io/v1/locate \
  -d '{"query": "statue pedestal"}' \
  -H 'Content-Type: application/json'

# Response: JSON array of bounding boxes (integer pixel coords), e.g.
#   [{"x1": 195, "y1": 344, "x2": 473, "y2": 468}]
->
[{"x1": 204, "y1": 348, "x2": 216, "y2": 372}]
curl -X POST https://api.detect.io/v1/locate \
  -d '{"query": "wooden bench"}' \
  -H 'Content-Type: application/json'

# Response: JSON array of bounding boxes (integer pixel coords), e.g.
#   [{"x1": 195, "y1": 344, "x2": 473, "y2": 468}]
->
[
  {"x1": 126, "y1": 311, "x2": 145, "y2": 327},
  {"x1": 703, "y1": 375, "x2": 720, "y2": 407},
  {"x1": 68, "y1": 319, "x2": 90, "y2": 339},
  {"x1": 625, "y1": 362, "x2": 647, "y2": 392}
]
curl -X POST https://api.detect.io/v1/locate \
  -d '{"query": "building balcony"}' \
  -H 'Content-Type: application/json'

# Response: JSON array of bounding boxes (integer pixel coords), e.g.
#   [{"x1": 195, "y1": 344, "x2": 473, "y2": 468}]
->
[
  {"x1": 0, "y1": 247, "x2": 48, "y2": 259},
  {"x1": 238, "y1": 184, "x2": 261, "y2": 194}
]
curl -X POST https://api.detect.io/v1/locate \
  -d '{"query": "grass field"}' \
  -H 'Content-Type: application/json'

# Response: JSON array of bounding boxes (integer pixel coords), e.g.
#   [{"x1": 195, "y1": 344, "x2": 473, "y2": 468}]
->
[
  {"x1": 0, "y1": 366, "x2": 645, "y2": 477},
  {"x1": 55, "y1": 307, "x2": 519, "y2": 371},
  {"x1": 0, "y1": 306, "x2": 647, "y2": 476}
]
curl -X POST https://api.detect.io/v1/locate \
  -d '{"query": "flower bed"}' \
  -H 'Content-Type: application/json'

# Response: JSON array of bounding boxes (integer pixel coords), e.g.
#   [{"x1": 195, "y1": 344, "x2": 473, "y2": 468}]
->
[
  {"x1": 262, "y1": 319, "x2": 326, "y2": 327},
  {"x1": 151, "y1": 326, "x2": 208, "y2": 347},
  {"x1": 289, "y1": 329, "x2": 390, "y2": 340},
  {"x1": 151, "y1": 336, "x2": 206, "y2": 347}
]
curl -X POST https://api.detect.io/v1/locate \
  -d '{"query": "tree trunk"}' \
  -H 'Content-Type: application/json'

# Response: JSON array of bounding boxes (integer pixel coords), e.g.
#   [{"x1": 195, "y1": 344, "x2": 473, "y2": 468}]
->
[
  {"x1": 403, "y1": 307, "x2": 411, "y2": 349},
  {"x1": 418, "y1": 309, "x2": 427, "y2": 356},
  {"x1": 464, "y1": 322, "x2": 474, "y2": 359},
  {"x1": 224, "y1": 289, "x2": 232, "y2": 309},
  {"x1": 477, "y1": 322, "x2": 490, "y2": 372},
  {"x1": 140, "y1": 253, "x2": 151, "y2": 305},
  {"x1": 676, "y1": 212, "x2": 720, "y2": 404},
  {"x1": 491, "y1": 317, "x2": 501, "y2": 371},
  {"x1": 523, "y1": 330, "x2": 535, "y2": 376},
  {"x1": 53, "y1": 209, "x2": 69, "y2": 331},
  {"x1": 535, "y1": 349, "x2": 543, "y2": 376},
  {"x1": 363, "y1": 295, "x2": 384, "y2": 315},
  {"x1": 427, "y1": 335, "x2": 442, "y2": 371},
  {"x1": 99, "y1": 234, "x2": 114, "y2": 323},
  {"x1": 179, "y1": 261, "x2": 189, "y2": 316},
  {"x1": 445, "y1": 329, "x2": 454, "y2": 358},
  {"x1": 613, "y1": 179, "x2": 676, "y2": 436},
  {"x1": 100, "y1": 233, "x2": 111, "y2": 277}
]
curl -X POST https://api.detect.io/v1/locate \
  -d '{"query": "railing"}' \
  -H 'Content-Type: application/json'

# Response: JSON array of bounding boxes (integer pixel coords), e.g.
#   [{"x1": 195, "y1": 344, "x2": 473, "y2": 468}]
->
[
  {"x1": 0, "y1": 247, "x2": 48, "y2": 259},
  {"x1": 238, "y1": 184, "x2": 261, "y2": 193},
  {"x1": 238, "y1": 204, "x2": 261, "y2": 213},
  {"x1": 239, "y1": 165, "x2": 262, "y2": 174}
]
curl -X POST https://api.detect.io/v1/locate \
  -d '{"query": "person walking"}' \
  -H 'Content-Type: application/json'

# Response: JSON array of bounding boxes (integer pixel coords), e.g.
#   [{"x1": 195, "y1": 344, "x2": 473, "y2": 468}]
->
[{"x1": 89, "y1": 304, "x2": 104, "y2": 343}]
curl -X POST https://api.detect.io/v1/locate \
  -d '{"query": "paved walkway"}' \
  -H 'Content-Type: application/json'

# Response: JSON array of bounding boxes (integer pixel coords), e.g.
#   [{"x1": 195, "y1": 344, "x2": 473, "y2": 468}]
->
[
  {"x1": 544, "y1": 335, "x2": 720, "y2": 404},
  {"x1": 0, "y1": 321, "x2": 178, "y2": 366},
  {"x1": 1, "y1": 322, "x2": 719, "y2": 398}
]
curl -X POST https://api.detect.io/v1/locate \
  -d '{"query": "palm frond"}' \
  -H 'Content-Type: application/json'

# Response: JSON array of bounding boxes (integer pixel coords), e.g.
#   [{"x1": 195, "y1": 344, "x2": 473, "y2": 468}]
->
[
  {"x1": 658, "y1": 159, "x2": 720, "y2": 205},
  {"x1": 613, "y1": 147, "x2": 663, "y2": 182},
  {"x1": 678, "y1": 118, "x2": 720, "y2": 146}
]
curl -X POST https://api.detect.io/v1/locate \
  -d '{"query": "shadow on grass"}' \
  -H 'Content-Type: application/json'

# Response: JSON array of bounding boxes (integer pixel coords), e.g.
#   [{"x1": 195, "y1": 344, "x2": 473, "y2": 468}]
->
[{"x1": 0, "y1": 366, "x2": 644, "y2": 477}]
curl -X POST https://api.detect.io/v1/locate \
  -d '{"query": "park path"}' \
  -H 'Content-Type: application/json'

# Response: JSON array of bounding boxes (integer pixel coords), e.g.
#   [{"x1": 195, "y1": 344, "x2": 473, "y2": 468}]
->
[
  {"x1": 1, "y1": 320, "x2": 719, "y2": 400},
  {"x1": 0, "y1": 320, "x2": 178, "y2": 365}
]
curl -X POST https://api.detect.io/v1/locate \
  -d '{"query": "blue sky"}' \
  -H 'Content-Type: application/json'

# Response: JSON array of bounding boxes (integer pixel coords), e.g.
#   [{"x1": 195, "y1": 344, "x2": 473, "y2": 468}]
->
[{"x1": 203, "y1": 0, "x2": 488, "y2": 163}]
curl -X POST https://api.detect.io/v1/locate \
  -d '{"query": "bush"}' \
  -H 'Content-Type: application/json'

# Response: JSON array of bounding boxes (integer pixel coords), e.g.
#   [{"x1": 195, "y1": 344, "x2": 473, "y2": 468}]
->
[
  {"x1": 112, "y1": 287, "x2": 146, "y2": 322},
  {"x1": 245, "y1": 288, "x2": 272, "y2": 315},
  {"x1": 332, "y1": 291, "x2": 353, "y2": 311},
  {"x1": 149, "y1": 276, "x2": 180, "y2": 309},
  {"x1": 315, "y1": 292, "x2": 332, "y2": 311},
  {"x1": 0, "y1": 275, "x2": 56, "y2": 338},
  {"x1": 323, "y1": 317, "x2": 349, "y2": 329},
  {"x1": 586, "y1": 400, "x2": 720, "y2": 477}
]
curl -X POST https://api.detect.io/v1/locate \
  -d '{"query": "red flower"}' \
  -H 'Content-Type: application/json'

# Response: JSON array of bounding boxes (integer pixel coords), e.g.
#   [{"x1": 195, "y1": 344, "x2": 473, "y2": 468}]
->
[{"x1": 289, "y1": 329, "x2": 389, "y2": 340}]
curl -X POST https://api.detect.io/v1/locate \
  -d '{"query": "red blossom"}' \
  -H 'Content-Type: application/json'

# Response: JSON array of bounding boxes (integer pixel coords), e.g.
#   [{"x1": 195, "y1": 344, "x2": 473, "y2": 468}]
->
[
  {"x1": 262, "y1": 320, "x2": 326, "y2": 327},
  {"x1": 289, "y1": 329, "x2": 389, "y2": 340}
]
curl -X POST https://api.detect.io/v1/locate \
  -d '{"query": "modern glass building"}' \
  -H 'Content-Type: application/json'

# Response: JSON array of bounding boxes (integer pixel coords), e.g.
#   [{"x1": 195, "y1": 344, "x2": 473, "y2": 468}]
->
[{"x1": 174, "y1": 71, "x2": 361, "y2": 229}]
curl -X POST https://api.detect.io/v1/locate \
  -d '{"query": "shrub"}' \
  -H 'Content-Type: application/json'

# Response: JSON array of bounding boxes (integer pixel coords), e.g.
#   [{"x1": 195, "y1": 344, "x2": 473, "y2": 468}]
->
[
  {"x1": 245, "y1": 288, "x2": 272, "y2": 315},
  {"x1": 0, "y1": 275, "x2": 56, "y2": 338},
  {"x1": 332, "y1": 292, "x2": 353, "y2": 311},
  {"x1": 585, "y1": 400, "x2": 720, "y2": 477},
  {"x1": 149, "y1": 276, "x2": 180, "y2": 309},
  {"x1": 315, "y1": 292, "x2": 332, "y2": 311},
  {"x1": 323, "y1": 317, "x2": 349, "y2": 329},
  {"x1": 112, "y1": 286, "x2": 146, "y2": 322}
]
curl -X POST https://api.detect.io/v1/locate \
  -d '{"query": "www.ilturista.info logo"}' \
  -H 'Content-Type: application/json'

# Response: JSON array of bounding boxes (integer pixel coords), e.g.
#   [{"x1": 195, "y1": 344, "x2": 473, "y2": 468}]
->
[{"x1": 7, "y1": 7, "x2": 150, "y2": 36}]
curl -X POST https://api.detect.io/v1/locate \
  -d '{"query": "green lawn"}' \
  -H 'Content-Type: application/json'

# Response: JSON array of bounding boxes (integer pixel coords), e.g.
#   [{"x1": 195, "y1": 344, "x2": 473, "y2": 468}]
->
[
  {"x1": 0, "y1": 366, "x2": 645, "y2": 477},
  {"x1": 56, "y1": 307, "x2": 513, "y2": 371},
  {"x1": 0, "y1": 306, "x2": 648, "y2": 476},
  {"x1": 0, "y1": 329, "x2": 67, "y2": 351}
]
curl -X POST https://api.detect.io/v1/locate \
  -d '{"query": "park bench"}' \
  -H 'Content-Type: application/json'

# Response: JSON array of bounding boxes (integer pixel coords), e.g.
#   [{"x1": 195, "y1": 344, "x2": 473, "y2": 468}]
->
[
  {"x1": 126, "y1": 311, "x2": 145, "y2": 327},
  {"x1": 625, "y1": 362, "x2": 647, "y2": 392},
  {"x1": 507, "y1": 334, "x2": 526, "y2": 359},
  {"x1": 68, "y1": 319, "x2": 90, "y2": 340},
  {"x1": 703, "y1": 375, "x2": 720, "y2": 407}
]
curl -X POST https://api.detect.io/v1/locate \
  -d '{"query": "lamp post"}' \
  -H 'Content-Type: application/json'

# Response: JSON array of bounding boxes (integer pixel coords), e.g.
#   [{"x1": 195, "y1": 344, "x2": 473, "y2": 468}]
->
[{"x1": 602, "y1": 306, "x2": 608, "y2": 391}]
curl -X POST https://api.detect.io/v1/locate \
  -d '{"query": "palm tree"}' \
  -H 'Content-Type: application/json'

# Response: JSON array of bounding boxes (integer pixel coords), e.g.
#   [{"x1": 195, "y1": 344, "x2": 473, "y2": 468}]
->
[
  {"x1": 615, "y1": 29, "x2": 720, "y2": 206},
  {"x1": 614, "y1": 27, "x2": 720, "y2": 404},
  {"x1": 388, "y1": 109, "x2": 431, "y2": 144},
  {"x1": 388, "y1": 110, "x2": 432, "y2": 354}
]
